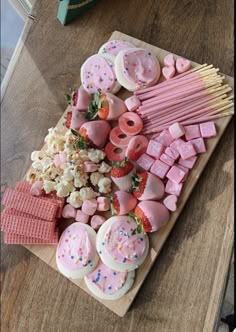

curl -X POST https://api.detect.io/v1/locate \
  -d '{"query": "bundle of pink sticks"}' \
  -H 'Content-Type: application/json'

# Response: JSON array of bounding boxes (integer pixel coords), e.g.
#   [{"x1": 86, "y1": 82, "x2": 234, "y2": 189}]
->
[{"x1": 134, "y1": 64, "x2": 234, "y2": 137}]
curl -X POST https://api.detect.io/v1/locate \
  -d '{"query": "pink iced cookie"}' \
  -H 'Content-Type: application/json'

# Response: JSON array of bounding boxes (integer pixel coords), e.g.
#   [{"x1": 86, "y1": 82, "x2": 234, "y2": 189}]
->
[
  {"x1": 160, "y1": 153, "x2": 175, "y2": 167},
  {"x1": 98, "y1": 40, "x2": 134, "y2": 56},
  {"x1": 75, "y1": 210, "x2": 90, "y2": 224},
  {"x1": 200, "y1": 122, "x2": 217, "y2": 138},
  {"x1": 184, "y1": 125, "x2": 201, "y2": 140},
  {"x1": 190, "y1": 138, "x2": 206, "y2": 153},
  {"x1": 176, "y1": 58, "x2": 191, "y2": 73},
  {"x1": 62, "y1": 204, "x2": 77, "y2": 219},
  {"x1": 163, "y1": 195, "x2": 178, "y2": 212},
  {"x1": 97, "y1": 197, "x2": 110, "y2": 211},
  {"x1": 82, "y1": 199, "x2": 97, "y2": 216},
  {"x1": 124, "y1": 95, "x2": 141, "y2": 111},
  {"x1": 170, "y1": 138, "x2": 185, "y2": 155},
  {"x1": 165, "y1": 179, "x2": 183, "y2": 196},
  {"x1": 150, "y1": 159, "x2": 170, "y2": 179},
  {"x1": 30, "y1": 180, "x2": 43, "y2": 196},
  {"x1": 155, "y1": 129, "x2": 175, "y2": 147},
  {"x1": 178, "y1": 142, "x2": 196, "y2": 160},
  {"x1": 91, "y1": 215, "x2": 106, "y2": 230},
  {"x1": 146, "y1": 139, "x2": 164, "y2": 159},
  {"x1": 162, "y1": 66, "x2": 176, "y2": 80},
  {"x1": 169, "y1": 122, "x2": 185, "y2": 139},
  {"x1": 166, "y1": 165, "x2": 186, "y2": 184},
  {"x1": 109, "y1": 127, "x2": 132, "y2": 148},
  {"x1": 165, "y1": 147, "x2": 179, "y2": 161},
  {"x1": 83, "y1": 161, "x2": 99, "y2": 173},
  {"x1": 136, "y1": 153, "x2": 155, "y2": 171},
  {"x1": 119, "y1": 112, "x2": 143, "y2": 136},
  {"x1": 176, "y1": 164, "x2": 189, "y2": 182},
  {"x1": 164, "y1": 53, "x2": 175, "y2": 67},
  {"x1": 178, "y1": 156, "x2": 197, "y2": 169}
]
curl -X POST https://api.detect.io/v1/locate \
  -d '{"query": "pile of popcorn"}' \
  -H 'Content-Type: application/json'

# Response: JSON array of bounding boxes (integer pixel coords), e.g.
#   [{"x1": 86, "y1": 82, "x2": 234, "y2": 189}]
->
[{"x1": 26, "y1": 127, "x2": 112, "y2": 208}]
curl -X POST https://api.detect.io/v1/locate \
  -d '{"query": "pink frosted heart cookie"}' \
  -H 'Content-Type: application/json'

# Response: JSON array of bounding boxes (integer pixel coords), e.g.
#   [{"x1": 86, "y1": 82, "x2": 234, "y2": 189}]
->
[
  {"x1": 164, "y1": 53, "x2": 175, "y2": 67},
  {"x1": 176, "y1": 57, "x2": 191, "y2": 74},
  {"x1": 162, "y1": 66, "x2": 176, "y2": 80},
  {"x1": 98, "y1": 40, "x2": 135, "y2": 56},
  {"x1": 163, "y1": 195, "x2": 178, "y2": 212}
]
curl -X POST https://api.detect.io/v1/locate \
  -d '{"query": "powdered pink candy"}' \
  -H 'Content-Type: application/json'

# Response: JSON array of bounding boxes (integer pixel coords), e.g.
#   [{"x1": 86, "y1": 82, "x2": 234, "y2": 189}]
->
[
  {"x1": 170, "y1": 138, "x2": 185, "y2": 155},
  {"x1": 75, "y1": 209, "x2": 90, "y2": 224},
  {"x1": 125, "y1": 95, "x2": 141, "y2": 111},
  {"x1": 91, "y1": 215, "x2": 106, "y2": 230},
  {"x1": 83, "y1": 161, "x2": 99, "y2": 173},
  {"x1": 54, "y1": 151, "x2": 67, "y2": 167},
  {"x1": 166, "y1": 165, "x2": 186, "y2": 184},
  {"x1": 97, "y1": 197, "x2": 110, "y2": 211},
  {"x1": 150, "y1": 159, "x2": 170, "y2": 179},
  {"x1": 184, "y1": 125, "x2": 201, "y2": 140},
  {"x1": 155, "y1": 129, "x2": 174, "y2": 147},
  {"x1": 30, "y1": 181, "x2": 43, "y2": 196},
  {"x1": 178, "y1": 156, "x2": 197, "y2": 169},
  {"x1": 200, "y1": 122, "x2": 217, "y2": 138},
  {"x1": 164, "y1": 53, "x2": 175, "y2": 67},
  {"x1": 162, "y1": 66, "x2": 175, "y2": 80},
  {"x1": 160, "y1": 153, "x2": 175, "y2": 167},
  {"x1": 169, "y1": 122, "x2": 185, "y2": 139},
  {"x1": 165, "y1": 179, "x2": 183, "y2": 196},
  {"x1": 82, "y1": 199, "x2": 97, "y2": 216},
  {"x1": 176, "y1": 164, "x2": 189, "y2": 182},
  {"x1": 146, "y1": 139, "x2": 164, "y2": 159},
  {"x1": 178, "y1": 142, "x2": 196, "y2": 159},
  {"x1": 165, "y1": 147, "x2": 179, "y2": 161},
  {"x1": 163, "y1": 195, "x2": 178, "y2": 212},
  {"x1": 190, "y1": 138, "x2": 206, "y2": 153},
  {"x1": 137, "y1": 153, "x2": 155, "y2": 171},
  {"x1": 62, "y1": 204, "x2": 77, "y2": 219},
  {"x1": 176, "y1": 58, "x2": 191, "y2": 73}
]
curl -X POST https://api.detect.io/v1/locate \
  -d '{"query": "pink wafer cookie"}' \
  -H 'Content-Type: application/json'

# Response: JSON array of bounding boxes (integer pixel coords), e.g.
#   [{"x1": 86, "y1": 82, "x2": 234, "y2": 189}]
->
[{"x1": 4, "y1": 230, "x2": 59, "y2": 245}]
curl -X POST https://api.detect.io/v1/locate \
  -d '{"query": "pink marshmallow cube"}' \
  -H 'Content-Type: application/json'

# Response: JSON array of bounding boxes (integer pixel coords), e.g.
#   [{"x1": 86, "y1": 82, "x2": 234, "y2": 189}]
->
[
  {"x1": 62, "y1": 204, "x2": 77, "y2": 219},
  {"x1": 200, "y1": 122, "x2": 217, "y2": 138},
  {"x1": 190, "y1": 138, "x2": 206, "y2": 153},
  {"x1": 170, "y1": 138, "x2": 185, "y2": 155},
  {"x1": 150, "y1": 159, "x2": 170, "y2": 179},
  {"x1": 178, "y1": 142, "x2": 196, "y2": 160},
  {"x1": 160, "y1": 153, "x2": 175, "y2": 166},
  {"x1": 165, "y1": 179, "x2": 183, "y2": 196},
  {"x1": 137, "y1": 153, "x2": 155, "y2": 171},
  {"x1": 91, "y1": 215, "x2": 106, "y2": 230},
  {"x1": 75, "y1": 209, "x2": 90, "y2": 224},
  {"x1": 184, "y1": 125, "x2": 201, "y2": 140},
  {"x1": 166, "y1": 165, "x2": 186, "y2": 184},
  {"x1": 176, "y1": 164, "x2": 189, "y2": 182},
  {"x1": 97, "y1": 197, "x2": 110, "y2": 211},
  {"x1": 82, "y1": 199, "x2": 97, "y2": 216},
  {"x1": 178, "y1": 156, "x2": 197, "y2": 169},
  {"x1": 155, "y1": 129, "x2": 175, "y2": 147},
  {"x1": 124, "y1": 95, "x2": 141, "y2": 111},
  {"x1": 83, "y1": 161, "x2": 99, "y2": 173},
  {"x1": 169, "y1": 122, "x2": 185, "y2": 139},
  {"x1": 165, "y1": 147, "x2": 179, "y2": 161},
  {"x1": 146, "y1": 140, "x2": 164, "y2": 159}
]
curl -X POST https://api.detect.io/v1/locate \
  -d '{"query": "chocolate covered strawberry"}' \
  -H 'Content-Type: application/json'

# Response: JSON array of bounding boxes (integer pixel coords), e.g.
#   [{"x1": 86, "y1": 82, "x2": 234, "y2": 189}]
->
[
  {"x1": 86, "y1": 92, "x2": 127, "y2": 121},
  {"x1": 130, "y1": 201, "x2": 169, "y2": 233},
  {"x1": 110, "y1": 191, "x2": 137, "y2": 215},
  {"x1": 65, "y1": 85, "x2": 92, "y2": 111},
  {"x1": 110, "y1": 158, "x2": 136, "y2": 191},
  {"x1": 131, "y1": 172, "x2": 164, "y2": 201}
]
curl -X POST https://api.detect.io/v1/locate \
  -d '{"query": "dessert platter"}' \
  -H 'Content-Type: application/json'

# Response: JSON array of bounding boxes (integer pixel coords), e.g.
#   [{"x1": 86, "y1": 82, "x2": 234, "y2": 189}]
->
[{"x1": 1, "y1": 31, "x2": 234, "y2": 317}]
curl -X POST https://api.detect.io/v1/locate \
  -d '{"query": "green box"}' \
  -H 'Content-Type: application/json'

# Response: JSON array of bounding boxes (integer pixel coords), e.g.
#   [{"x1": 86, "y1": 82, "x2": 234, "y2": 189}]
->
[{"x1": 57, "y1": 0, "x2": 97, "y2": 25}]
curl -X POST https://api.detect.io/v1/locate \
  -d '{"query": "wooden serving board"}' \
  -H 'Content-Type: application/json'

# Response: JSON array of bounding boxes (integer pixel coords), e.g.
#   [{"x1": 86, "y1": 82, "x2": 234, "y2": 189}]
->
[{"x1": 23, "y1": 31, "x2": 234, "y2": 317}]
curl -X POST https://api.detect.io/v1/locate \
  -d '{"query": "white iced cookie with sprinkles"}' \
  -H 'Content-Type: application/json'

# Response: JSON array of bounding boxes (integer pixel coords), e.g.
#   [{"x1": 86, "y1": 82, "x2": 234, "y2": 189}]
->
[
  {"x1": 84, "y1": 260, "x2": 135, "y2": 300},
  {"x1": 98, "y1": 40, "x2": 135, "y2": 56},
  {"x1": 115, "y1": 48, "x2": 161, "y2": 91},
  {"x1": 56, "y1": 223, "x2": 99, "y2": 279},
  {"x1": 96, "y1": 216, "x2": 149, "y2": 272},
  {"x1": 99, "y1": 53, "x2": 121, "y2": 94}
]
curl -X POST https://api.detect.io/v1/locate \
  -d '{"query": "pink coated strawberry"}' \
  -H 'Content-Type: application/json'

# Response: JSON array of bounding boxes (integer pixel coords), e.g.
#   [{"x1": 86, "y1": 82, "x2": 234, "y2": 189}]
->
[
  {"x1": 131, "y1": 172, "x2": 164, "y2": 201},
  {"x1": 110, "y1": 191, "x2": 137, "y2": 215},
  {"x1": 110, "y1": 158, "x2": 136, "y2": 191},
  {"x1": 70, "y1": 109, "x2": 88, "y2": 130},
  {"x1": 65, "y1": 86, "x2": 92, "y2": 111}
]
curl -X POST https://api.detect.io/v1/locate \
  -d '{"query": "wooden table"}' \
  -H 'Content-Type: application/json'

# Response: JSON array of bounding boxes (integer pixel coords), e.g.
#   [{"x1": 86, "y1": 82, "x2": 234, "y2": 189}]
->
[{"x1": 1, "y1": 0, "x2": 234, "y2": 331}]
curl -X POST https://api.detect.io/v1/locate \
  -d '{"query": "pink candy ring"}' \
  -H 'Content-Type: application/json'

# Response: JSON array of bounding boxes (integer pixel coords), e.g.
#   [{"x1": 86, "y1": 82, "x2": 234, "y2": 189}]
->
[
  {"x1": 109, "y1": 126, "x2": 132, "y2": 148},
  {"x1": 105, "y1": 142, "x2": 127, "y2": 162},
  {"x1": 126, "y1": 135, "x2": 149, "y2": 161},
  {"x1": 119, "y1": 112, "x2": 143, "y2": 136}
]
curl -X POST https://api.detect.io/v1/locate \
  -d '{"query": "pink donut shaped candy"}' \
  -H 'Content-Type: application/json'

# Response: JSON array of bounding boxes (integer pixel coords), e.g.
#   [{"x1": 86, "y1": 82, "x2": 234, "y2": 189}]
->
[
  {"x1": 126, "y1": 135, "x2": 149, "y2": 161},
  {"x1": 109, "y1": 126, "x2": 132, "y2": 148},
  {"x1": 119, "y1": 112, "x2": 143, "y2": 136},
  {"x1": 98, "y1": 40, "x2": 135, "y2": 56},
  {"x1": 105, "y1": 142, "x2": 127, "y2": 162}
]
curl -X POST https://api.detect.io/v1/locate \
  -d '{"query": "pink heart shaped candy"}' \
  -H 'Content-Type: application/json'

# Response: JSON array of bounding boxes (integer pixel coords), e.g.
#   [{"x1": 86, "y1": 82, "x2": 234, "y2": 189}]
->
[
  {"x1": 162, "y1": 66, "x2": 176, "y2": 80},
  {"x1": 164, "y1": 53, "x2": 175, "y2": 67},
  {"x1": 163, "y1": 195, "x2": 178, "y2": 212},
  {"x1": 176, "y1": 58, "x2": 191, "y2": 73}
]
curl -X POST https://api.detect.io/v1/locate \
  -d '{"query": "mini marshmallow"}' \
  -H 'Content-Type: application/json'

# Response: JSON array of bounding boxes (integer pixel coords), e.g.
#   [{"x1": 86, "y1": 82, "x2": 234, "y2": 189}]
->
[
  {"x1": 160, "y1": 153, "x2": 175, "y2": 166},
  {"x1": 97, "y1": 197, "x2": 110, "y2": 211},
  {"x1": 62, "y1": 204, "x2": 77, "y2": 219},
  {"x1": 165, "y1": 179, "x2": 183, "y2": 196},
  {"x1": 124, "y1": 95, "x2": 141, "y2": 111},
  {"x1": 190, "y1": 138, "x2": 206, "y2": 154},
  {"x1": 170, "y1": 138, "x2": 185, "y2": 155},
  {"x1": 150, "y1": 159, "x2": 170, "y2": 179},
  {"x1": 75, "y1": 209, "x2": 90, "y2": 224},
  {"x1": 200, "y1": 122, "x2": 217, "y2": 138},
  {"x1": 146, "y1": 140, "x2": 164, "y2": 159},
  {"x1": 82, "y1": 199, "x2": 97, "y2": 215},
  {"x1": 155, "y1": 129, "x2": 175, "y2": 147},
  {"x1": 166, "y1": 165, "x2": 186, "y2": 184},
  {"x1": 176, "y1": 164, "x2": 189, "y2": 182},
  {"x1": 163, "y1": 195, "x2": 178, "y2": 212},
  {"x1": 178, "y1": 156, "x2": 197, "y2": 169},
  {"x1": 184, "y1": 125, "x2": 201, "y2": 140},
  {"x1": 178, "y1": 142, "x2": 196, "y2": 160},
  {"x1": 83, "y1": 161, "x2": 99, "y2": 173},
  {"x1": 165, "y1": 147, "x2": 179, "y2": 161},
  {"x1": 30, "y1": 181, "x2": 43, "y2": 196},
  {"x1": 137, "y1": 153, "x2": 155, "y2": 171},
  {"x1": 91, "y1": 215, "x2": 106, "y2": 230},
  {"x1": 169, "y1": 122, "x2": 185, "y2": 139}
]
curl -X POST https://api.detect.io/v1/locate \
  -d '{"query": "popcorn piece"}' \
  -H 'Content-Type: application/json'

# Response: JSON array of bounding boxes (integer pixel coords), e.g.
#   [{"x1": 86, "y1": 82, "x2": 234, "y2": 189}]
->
[
  {"x1": 178, "y1": 156, "x2": 197, "y2": 169},
  {"x1": 178, "y1": 142, "x2": 196, "y2": 160},
  {"x1": 47, "y1": 165, "x2": 61, "y2": 180},
  {"x1": 166, "y1": 165, "x2": 186, "y2": 184},
  {"x1": 78, "y1": 149, "x2": 90, "y2": 161},
  {"x1": 98, "y1": 161, "x2": 111, "y2": 174},
  {"x1": 124, "y1": 95, "x2": 141, "y2": 111},
  {"x1": 146, "y1": 140, "x2": 164, "y2": 159},
  {"x1": 41, "y1": 157, "x2": 54, "y2": 172},
  {"x1": 83, "y1": 161, "x2": 99, "y2": 173},
  {"x1": 155, "y1": 129, "x2": 175, "y2": 147},
  {"x1": 66, "y1": 191, "x2": 82, "y2": 208},
  {"x1": 98, "y1": 177, "x2": 112, "y2": 194},
  {"x1": 97, "y1": 197, "x2": 110, "y2": 211},
  {"x1": 190, "y1": 138, "x2": 206, "y2": 154},
  {"x1": 184, "y1": 125, "x2": 201, "y2": 140},
  {"x1": 32, "y1": 160, "x2": 43, "y2": 171},
  {"x1": 150, "y1": 159, "x2": 170, "y2": 179},
  {"x1": 75, "y1": 209, "x2": 90, "y2": 224},
  {"x1": 165, "y1": 147, "x2": 179, "y2": 160},
  {"x1": 60, "y1": 167, "x2": 74, "y2": 181},
  {"x1": 137, "y1": 153, "x2": 155, "y2": 171},
  {"x1": 160, "y1": 153, "x2": 175, "y2": 167},
  {"x1": 31, "y1": 150, "x2": 47, "y2": 161},
  {"x1": 91, "y1": 215, "x2": 106, "y2": 230},
  {"x1": 82, "y1": 199, "x2": 97, "y2": 216},
  {"x1": 169, "y1": 122, "x2": 185, "y2": 139},
  {"x1": 200, "y1": 122, "x2": 217, "y2": 138},
  {"x1": 90, "y1": 172, "x2": 104, "y2": 186},
  {"x1": 54, "y1": 180, "x2": 74, "y2": 197},
  {"x1": 165, "y1": 179, "x2": 183, "y2": 196},
  {"x1": 88, "y1": 149, "x2": 106, "y2": 163},
  {"x1": 43, "y1": 180, "x2": 56, "y2": 194},
  {"x1": 74, "y1": 173, "x2": 88, "y2": 188},
  {"x1": 79, "y1": 187, "x2": 99, "y2": 202},
  {"x1": 62, "y1": 204, "x2": 77, "y2": 218}
]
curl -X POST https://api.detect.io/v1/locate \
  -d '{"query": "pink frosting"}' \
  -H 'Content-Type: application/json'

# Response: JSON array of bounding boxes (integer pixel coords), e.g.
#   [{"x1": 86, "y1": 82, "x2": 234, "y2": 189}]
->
[
  {"x1": 81, "y1": 55, "x2": 115, "y2": 94},
  {"x1": 121, "y1": 49, "x2": 159, "y2": 89},
  {"x1": 100, "y1": 40, "x2": 133, "y2": 56},
  {"x1": 57, "y1": 223, "x2": 96, "y2": 271},
  {"x1": 104, "y1": 218, "x2": 146, "y2": 264},
  {"x1": 86, "y1": 260, "x2": 128, "y2": 294}
]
